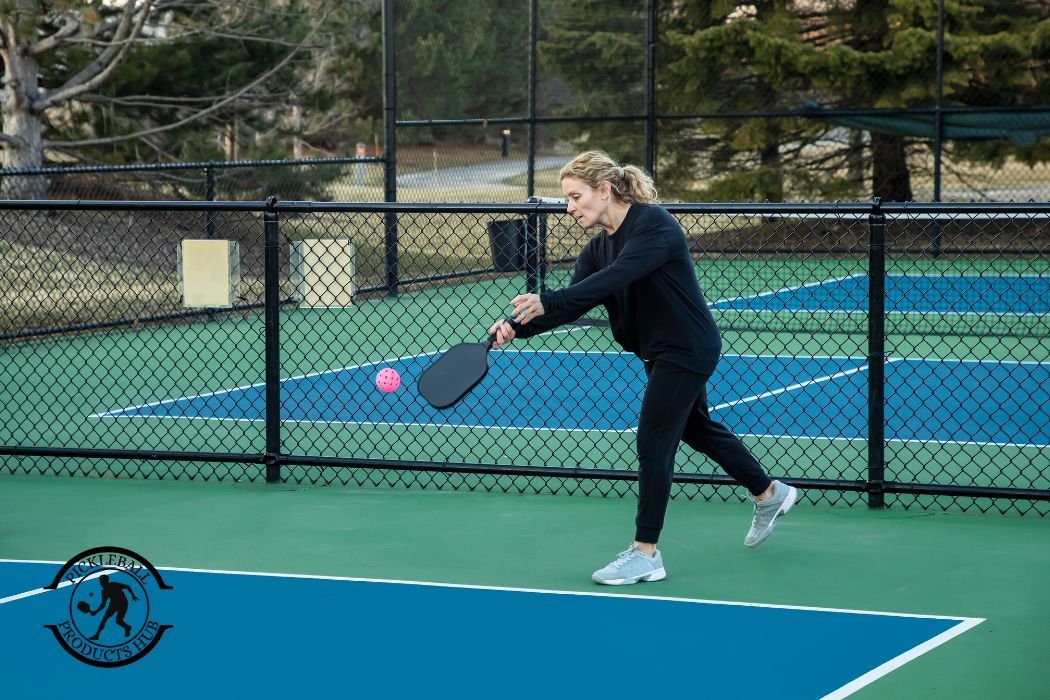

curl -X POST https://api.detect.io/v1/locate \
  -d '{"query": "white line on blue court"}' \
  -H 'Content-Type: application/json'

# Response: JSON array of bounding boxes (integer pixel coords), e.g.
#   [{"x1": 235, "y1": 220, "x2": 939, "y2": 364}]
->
[
  {"x1": 0, "y1": 557, "x2": 981, "y2": 619},
  {"x1": 0, "y1": 567, "x2": 102, "y2": 605},
  {"x1": 711, "y1": 273, "x2": 863, "y2": 306},
  {"x1": 710, "y1": 359, "x2": 898, "y2": 412},
  {"x1": 90, "y1": 349, "x2": 868, "y2": 420},
  {"x1": 0, "y1": 557, "x2": 984, "y2": 699}
]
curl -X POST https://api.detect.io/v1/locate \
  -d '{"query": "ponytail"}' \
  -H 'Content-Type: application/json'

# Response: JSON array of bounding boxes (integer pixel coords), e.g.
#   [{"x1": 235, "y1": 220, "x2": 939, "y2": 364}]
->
[{"x1": 559, "y1": 151, "x2": 657, "y2": 204}]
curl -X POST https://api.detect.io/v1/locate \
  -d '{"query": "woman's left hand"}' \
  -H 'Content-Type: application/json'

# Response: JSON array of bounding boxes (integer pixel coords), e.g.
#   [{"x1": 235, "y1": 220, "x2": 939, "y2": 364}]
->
[{"x1": 511, "y1": 293, "x2": 546, "y2": 324}]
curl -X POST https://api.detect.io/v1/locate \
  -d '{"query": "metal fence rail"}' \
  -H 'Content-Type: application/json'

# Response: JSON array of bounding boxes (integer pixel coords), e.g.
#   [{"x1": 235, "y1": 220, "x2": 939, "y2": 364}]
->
[
  {"x1": 0, "y1": 157, "x2": 386, "y2": 203},
  {"x1": 0, "y1": 199, "x2": 1046, "y2": 515}
]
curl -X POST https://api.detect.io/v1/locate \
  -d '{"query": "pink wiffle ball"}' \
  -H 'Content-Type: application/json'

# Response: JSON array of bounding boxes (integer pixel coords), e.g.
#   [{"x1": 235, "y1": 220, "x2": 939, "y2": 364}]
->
[{"x1": 375, "y1": 367, "x2": 401, "y2": 392}]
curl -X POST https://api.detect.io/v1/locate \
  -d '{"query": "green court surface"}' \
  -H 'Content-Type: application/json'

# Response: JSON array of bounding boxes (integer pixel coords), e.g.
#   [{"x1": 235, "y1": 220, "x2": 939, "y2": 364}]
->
[
  {"x1": 2, "y1": 241, "x2": 1047, "y2": 695},
  {"x1": 1, "y1": 474, "x2": 1047, "y2": 698},
  {"x1": 1, "y1": 261, "x2": 1046, "y2": 509}
]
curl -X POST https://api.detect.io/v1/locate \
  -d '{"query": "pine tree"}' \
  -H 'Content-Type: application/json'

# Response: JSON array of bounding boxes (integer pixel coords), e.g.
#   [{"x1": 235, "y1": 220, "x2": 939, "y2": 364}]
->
[
  {"x1": 396, "y1": 0, "x2": 529, "y2": 144},
  {"x1": 538, "y1": 0, "x2": 649, "y2": 163},
  {"x1": 658, "y1": 0, "x2": 1050, "y2": 201}
]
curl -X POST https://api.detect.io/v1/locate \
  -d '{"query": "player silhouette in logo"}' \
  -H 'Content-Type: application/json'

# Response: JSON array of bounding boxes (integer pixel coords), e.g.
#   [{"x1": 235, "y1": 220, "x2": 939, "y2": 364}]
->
[{"x1": 87, "y1": 574, "x2": 139, "y2": 640}]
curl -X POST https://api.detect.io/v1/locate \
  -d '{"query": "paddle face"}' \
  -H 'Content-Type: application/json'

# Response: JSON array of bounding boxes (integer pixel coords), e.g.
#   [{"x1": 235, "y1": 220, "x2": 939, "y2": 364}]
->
[{"x1": 418, "y1": 336, "x2": 495, "y2": 409}]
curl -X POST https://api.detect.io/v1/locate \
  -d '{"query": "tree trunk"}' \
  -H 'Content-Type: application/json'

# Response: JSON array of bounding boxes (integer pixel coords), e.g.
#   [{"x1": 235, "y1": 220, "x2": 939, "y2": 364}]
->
[
  {"x1": 1, "y1": 46, "x2": 49, "y2": 198},
  {"x1": 759, "y1": 140, "x2": 784, "y2": 202},
  {"x1": 870, "y1": 132, "x2": 912, "y2": 202},
  {"x1": 847, "y1": 129, "x2": 865, "y2": 193}
]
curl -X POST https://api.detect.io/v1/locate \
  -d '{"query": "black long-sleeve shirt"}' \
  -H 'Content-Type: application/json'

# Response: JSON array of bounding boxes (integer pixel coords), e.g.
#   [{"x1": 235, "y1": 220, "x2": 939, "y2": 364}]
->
[{"x1": 513, "y1": 203, "x2": 722, "y2": 375}]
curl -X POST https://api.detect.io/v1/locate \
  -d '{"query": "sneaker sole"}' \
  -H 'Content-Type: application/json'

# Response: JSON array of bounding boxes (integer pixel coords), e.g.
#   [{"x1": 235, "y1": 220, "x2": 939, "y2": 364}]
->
[
  {"x1": 592, "y1": 567, "x2": 667, "y2": 586},
  {"x1": 744, "y1": 485, "x2": 798, "y2": 548}
]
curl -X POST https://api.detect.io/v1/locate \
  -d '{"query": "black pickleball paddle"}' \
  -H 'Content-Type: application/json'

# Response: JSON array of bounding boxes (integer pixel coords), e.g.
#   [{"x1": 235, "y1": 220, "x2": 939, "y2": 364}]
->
[{"x1": 418, "y1": 334, "x2": 498, "y2": 409}]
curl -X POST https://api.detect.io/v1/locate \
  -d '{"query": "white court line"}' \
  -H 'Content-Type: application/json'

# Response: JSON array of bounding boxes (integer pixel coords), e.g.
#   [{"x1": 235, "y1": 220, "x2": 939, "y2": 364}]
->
[
  {"x1": 0, "y1": 569, "x2": 106, "y2": 605},
  {"x1": 90, "y1": 329, "x2": 592, "y2": 419},
  {"x1": 90, "y1": 348, "x2": 442, "y2": 418},
  {"x1": 711, "y1": 274, "x2": 863, "y2": 306},
  {"x1": 88, "y1": 353, "x2": 1049, "y2": 446},
  {"x1": 0, "y1": 557, "x2": 981, "y2": 620},
  {"x1": 733, "y1": 431, "x2": 1048, "y2": 450},
  {"x1": 0, "y1": 560, "x2": 986, "y2": 698},
  {"x1": 710, "y1": 359, "x2": 900, "y2": 412},
  {"x1": 0, "y1": 583, "x2": 71, "y2": 605},
  {"x1": 822, "y1": 617, "x2": 985, "y2": 700},
  {"x1": 721, "y1": 307, "x2": 1049, "y2": 320},
  {"x1": 94, "y1": 413, "x2": 636, "y2": 434},
  {"x1": 709, "y1": 272, "x2": 1050, "y2": 316}
]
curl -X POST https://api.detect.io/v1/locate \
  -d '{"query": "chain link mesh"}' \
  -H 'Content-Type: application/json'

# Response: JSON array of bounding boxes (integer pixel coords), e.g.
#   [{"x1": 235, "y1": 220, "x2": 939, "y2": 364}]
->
[
  {"x1": 0, "y1": 160, "x2": 386, "y2": 203},
  {"x1": 0, "y1": 201, "x2": 1046, "y2": 515}
]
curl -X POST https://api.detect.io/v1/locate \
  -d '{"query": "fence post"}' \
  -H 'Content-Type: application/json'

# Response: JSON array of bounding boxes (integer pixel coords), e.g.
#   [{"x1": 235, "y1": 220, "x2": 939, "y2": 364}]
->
[
  {"x1": 382, "y1": 0, "x2": 399, "y2": 296},
  {"x1": 525, "y1": 215, "x2": 539, "y2": 294},
  {"x1": 538, "y1": 212, "x2": 548, "y2": 292},
  {"x1": 931, "y1": 0, "x2": 945, "y2": 258},
  {"x1": 644, "y1": 0, "x2": 657, "y2": 176},
  {"x1": 263, "y1": 196, "x2": 282, "y2": 483},
  {"x1": 527, "y1": 0, "x2": 538, "y2": 197},
  {"x1": 867, "y1": 198, "x2": 886, "y2": 508},
  {"x1": 526, "y1": 198, "x2": 553, "y2": 292},
  {"x1": 204, "y1": 167, "x2": 216, "y2": 239}
]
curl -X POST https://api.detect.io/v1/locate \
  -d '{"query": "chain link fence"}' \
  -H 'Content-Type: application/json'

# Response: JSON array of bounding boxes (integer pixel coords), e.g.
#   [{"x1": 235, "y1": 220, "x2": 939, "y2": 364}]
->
[
  {"x1": 389, "y1": 0, "x2": 1050, "y2": 203},
  {"x1": 0, "y1": 158, "x2": 387, "y2": 203},
  {"x1": 0, "y1": 199, "x2": 1046, "y2": 515},
  {"x1": 7, "y1": 4, "x2": 1050, "y2": 205}
]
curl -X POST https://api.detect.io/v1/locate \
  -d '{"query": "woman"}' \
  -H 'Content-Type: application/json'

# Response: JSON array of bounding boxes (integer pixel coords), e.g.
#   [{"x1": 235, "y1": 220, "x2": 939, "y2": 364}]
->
[{"x1": 488, "y1": 150, "x2": 798, "y2": 585}]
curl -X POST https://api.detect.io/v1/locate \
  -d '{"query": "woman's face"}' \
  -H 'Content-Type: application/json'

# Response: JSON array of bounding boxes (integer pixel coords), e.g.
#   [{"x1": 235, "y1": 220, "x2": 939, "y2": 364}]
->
[{"x1": 561, "y1": 176, "x2": 608, "y2": 229}]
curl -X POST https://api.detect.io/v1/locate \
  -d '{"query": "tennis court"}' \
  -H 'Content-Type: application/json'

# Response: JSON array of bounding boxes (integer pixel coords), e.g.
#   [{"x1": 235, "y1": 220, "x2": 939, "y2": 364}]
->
[
  {"x1": 3, "y1": 0, "x2": 1050, "y2": 692},
  {"x1": 1, "y1": 475, "x2": 1046, "y2": 698},
  {"x1": 1, "y1": 202, "x2": 1048, "y2": 699},
  {"x1": 90, "y1": 272, "x2": 1049, "y2": 458},
  {"x1": 0, "y1": 556, "x2": 982, "y2": 698},
  {"x1": 95, "y1": 351, "x2": 1048, "y2": 446}
]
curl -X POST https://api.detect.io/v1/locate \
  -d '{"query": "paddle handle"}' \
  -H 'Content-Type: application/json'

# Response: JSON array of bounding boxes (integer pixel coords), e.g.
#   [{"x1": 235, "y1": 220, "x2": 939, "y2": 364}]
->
[{"x1": 486, "y1": 317, "x2": 518, "y2": 349}]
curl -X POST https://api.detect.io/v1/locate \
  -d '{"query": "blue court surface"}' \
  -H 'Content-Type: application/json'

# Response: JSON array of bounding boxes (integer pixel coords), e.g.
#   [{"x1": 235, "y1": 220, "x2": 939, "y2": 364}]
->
[
  {"x1": 97, "y1": 353, "x2": 1050, "y2": 447},
  {"x1": 95, "y1": 273, "x2": 1049, "y2": 446},
  {"x1": 710, "y1": 273, "x2": 1050, "y2": 315},
  {"x1": 0, "y1": 560, "x2": 981, "y2": 699}
]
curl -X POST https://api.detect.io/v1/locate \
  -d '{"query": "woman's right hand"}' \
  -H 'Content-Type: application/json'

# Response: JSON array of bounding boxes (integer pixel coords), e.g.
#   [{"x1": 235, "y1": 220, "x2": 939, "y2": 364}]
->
[{"x1": 488, "y1": 319, "x2": 517, "y2": 350}]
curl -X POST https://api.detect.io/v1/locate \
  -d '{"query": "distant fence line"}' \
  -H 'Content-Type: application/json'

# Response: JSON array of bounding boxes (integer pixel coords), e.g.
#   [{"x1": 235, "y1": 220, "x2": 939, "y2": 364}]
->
[
  {"x1": 0, "y1": 156, "x2": 386, "y2": 202},
  {"x1": 5, "y1": 0, "x2": 1050, "y2": 204},
  {"x1": 6, "y1": 103, "x2": 1050, "y2": 203}
]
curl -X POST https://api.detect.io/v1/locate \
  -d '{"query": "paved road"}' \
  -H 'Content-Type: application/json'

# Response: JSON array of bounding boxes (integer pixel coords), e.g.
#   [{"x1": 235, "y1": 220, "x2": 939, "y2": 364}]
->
[{"x1": 397, "y1": 155, "x2": 568, "y2": 188}]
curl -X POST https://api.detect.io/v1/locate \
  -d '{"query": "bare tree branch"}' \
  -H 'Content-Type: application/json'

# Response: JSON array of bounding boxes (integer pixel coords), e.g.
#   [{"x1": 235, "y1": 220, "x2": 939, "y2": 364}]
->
[
  {"x1": 81, "y1": 93, "x2": 242, "y2": 107},
  {"x1": 85, "y1": 13, "x2": 129, "y2": 42},
  {"x1": 29, "y1": 13, "x2": 80, "y2": 56},
  {"x1": 50, "y1": 38, "x2": 307, "y2": 148},
  {"x1": 35, "y1": 0, "x2": 155, "y2": 111}
]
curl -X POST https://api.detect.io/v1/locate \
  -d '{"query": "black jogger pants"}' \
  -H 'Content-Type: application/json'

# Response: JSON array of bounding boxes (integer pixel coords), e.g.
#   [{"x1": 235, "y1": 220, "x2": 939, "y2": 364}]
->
[{"x1": 634, "y1": 360, "x2": 772, "y2": 544}]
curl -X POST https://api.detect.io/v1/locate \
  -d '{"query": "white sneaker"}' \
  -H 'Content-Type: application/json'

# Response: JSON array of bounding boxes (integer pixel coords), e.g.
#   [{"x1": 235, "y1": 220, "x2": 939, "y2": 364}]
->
[
  {"x1": 745, "y1": 480, "x2": 798, "y2": 548},
  {"x1": 591, "y1": 545, "x2": 666, "y2": 585}
]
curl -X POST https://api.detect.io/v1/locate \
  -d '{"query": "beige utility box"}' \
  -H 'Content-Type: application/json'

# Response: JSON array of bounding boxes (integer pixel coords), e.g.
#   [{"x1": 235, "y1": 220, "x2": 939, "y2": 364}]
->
[
  {"x1": 178, "y1": 239, "x2": 240, "y2": 308},
  {"x1": 291, "y1": 238, "x2": 356, "y2": 308}
]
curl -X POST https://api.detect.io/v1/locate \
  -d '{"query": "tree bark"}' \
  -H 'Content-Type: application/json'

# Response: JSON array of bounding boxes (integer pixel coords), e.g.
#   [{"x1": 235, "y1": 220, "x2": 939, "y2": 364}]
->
[
  {"x1": 759, "y1": 139, "x2": 784, "y2": 202},
  {"x1": 870, "y1": 132, "x2": 912, "y2": 202},
  {"x1": 847, "y1": 129, "x2": 865, "y2": 192},
  {"x1": 1, "y1": 42, "x2": 48, "y2": 198}
]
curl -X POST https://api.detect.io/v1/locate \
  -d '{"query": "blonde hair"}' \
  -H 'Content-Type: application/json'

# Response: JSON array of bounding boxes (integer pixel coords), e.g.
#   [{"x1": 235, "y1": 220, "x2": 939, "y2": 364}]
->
[{"x1": 559, "y1": 150, "x2": 657, "y2": 204}]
